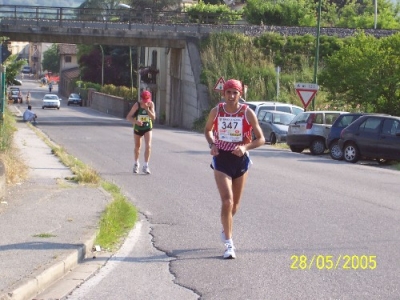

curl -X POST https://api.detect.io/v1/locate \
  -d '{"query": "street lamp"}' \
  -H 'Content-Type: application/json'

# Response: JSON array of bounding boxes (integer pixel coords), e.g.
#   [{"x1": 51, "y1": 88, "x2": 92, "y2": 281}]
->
[
  {"x1": 312, "y1": 0, "x2": 322, "y2": 111},
  {"x1": 99, "y1": 45, "x2": 104, "y2": 86},
  {"x1": 117, "y1": 3, "x2": 135, "y2": 100}
]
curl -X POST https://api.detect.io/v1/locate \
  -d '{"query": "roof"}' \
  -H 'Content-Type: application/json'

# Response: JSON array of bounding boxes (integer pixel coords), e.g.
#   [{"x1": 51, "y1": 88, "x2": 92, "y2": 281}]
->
[
  {"x1": 58, "y1": 44, "x2": 77, "y2": 55},
  {"x1": 61, "y1": 67, "x2": 80, "y2": 80}
]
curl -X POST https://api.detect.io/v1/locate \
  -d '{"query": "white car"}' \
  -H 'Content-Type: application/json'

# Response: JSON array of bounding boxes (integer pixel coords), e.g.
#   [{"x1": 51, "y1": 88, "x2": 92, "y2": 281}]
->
[{"x1": 42, "y1": 94, "x2": 61, "y2": 109}]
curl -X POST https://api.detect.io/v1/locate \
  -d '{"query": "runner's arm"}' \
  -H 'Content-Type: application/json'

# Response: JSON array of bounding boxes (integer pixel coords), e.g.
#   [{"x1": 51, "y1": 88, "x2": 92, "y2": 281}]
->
[
  {"x1": 126, "y1": 102, "x2": 139, "y2": 124},
  {"x1": 204, "y1": 107, "x2": 217, "y2": 145}
]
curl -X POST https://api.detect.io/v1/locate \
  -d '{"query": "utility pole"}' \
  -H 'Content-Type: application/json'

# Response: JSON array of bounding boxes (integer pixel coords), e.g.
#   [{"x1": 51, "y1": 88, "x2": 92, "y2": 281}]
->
[{"x1": 312, "y1": 0, "x2": 322, "y2": 111}]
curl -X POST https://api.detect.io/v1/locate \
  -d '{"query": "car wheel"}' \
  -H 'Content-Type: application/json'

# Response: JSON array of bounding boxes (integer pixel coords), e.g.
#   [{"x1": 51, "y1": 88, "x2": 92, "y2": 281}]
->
[
  {"x1": 57, "y1": 107, "x2": 60, "y2": 110},
  {"x1": 67, "y1": 103, "x2": 70, "y2": 106},
  {"x1": 310, "y1": 139, "x2": 325, "y2": 155},
  {"x1": 42, "y1": 107, "x2": 45, "y2": 109},
  {"x1": 290, "y1": 146, "x2": 304, "y2": 153},
  {"x1": 329, "y1": 140, "x2": 343, "y2": 160},
  {"x1": 270, "y1": 133, "x2": 277, "y2": 145},
  {"x1": 343, "y1": 142, "x2": 360, "y2": 163}
]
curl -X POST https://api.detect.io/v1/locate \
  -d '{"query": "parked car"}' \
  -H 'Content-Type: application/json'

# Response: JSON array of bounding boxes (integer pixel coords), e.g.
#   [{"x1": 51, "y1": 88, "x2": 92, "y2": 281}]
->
[
  {"x1": 258, "y1": 110, "x2": 295, "y2": 144},
  {"x1": 67, "y1": 93, "x2": 82, "y2": 106},
  {"x1": 287, "y1": 110, "x2": 348, "y2": 155},
  {"x1": 338, "y1": 115, "x2": 400, "y2": 164},
  {"x1": 326, "y1": 113, "x2": 368, "y2": 160},
  {"x1": 10, "y1": 78, "x2": 22, "y2": 86},
  {"x1": 42, "y1": 94, "x2": 61, "y2": 109},
  {"x1": 255, "y1": 101, "x2": 304, "y2": 117},
  {"x1": 8, "y1": 87, "x2": 22, "y2": 103},
  {"x1": 21, "y1": 66, "x2": 32, "y2": 74},
  {"x1": 244, "y1": 101, "x2": 268, "y2": 112}
]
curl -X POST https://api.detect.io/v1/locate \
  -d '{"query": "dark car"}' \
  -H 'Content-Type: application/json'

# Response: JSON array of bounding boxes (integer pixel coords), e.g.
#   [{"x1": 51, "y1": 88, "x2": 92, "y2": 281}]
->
[
  {"x1": 326, "y1": 113, "x2": 368, "y2": 160},
  {"x1": 67, "y1": 93, "x2": 82, "y2": 106},
  {"x1": 258, "y1": 110, "x2": 295, "y2": 144},
  {"x1": 338, "y1": 115, "x2": 400, "y2": 163}
]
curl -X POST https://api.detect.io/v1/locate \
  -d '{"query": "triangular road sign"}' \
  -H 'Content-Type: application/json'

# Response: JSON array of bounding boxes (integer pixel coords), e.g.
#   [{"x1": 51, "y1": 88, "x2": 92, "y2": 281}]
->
[
  {"x1": 294, "y1": 83, "x2": 319, "y2": 109},
  {"x1": 213, "y1": 77, "x2": 225, "y2": 91}
]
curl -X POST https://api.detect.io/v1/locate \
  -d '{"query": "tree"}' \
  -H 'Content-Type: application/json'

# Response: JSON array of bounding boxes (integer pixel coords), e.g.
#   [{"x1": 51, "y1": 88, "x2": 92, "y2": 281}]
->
[
  {"x1": 3, "y1": 54, "x2": 27, "y2": 86},
  {"x1": 319, "y1": 32, "x2": 400, "y2": 115},
  {"x1": 42, "y1": 44, "x2": 60, "y2": 74}
]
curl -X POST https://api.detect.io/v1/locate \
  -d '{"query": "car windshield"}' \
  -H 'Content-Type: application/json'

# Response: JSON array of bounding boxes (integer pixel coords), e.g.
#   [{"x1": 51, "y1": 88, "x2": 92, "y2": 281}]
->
[
  {"x1": 70, "y1": 94, "x2": 80, "y2": 98},
  {"x1": 44, "y1": 95, "x2": 59, "y2": 100},
  {"x1": 273, "y1": 114, "x2": 295, "y2": 125}
]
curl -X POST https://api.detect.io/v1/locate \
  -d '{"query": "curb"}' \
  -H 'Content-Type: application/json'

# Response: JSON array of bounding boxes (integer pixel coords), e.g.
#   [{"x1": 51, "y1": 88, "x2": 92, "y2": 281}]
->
[{"x1": 0, "y1": 233, "x2": 97, "y2": 300}]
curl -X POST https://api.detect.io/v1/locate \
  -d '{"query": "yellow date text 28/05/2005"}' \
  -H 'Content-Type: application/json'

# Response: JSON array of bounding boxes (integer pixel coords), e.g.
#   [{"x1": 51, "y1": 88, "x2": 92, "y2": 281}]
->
[{"x1": 290, "y1": 255, "x2": 377, "y2": 270}]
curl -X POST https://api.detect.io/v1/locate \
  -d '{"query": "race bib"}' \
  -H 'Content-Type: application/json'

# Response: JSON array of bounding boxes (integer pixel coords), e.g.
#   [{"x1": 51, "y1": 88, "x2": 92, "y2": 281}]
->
[
  {"x1": 138, "y1": 115, "x2": 150, "y2": 123},
  {"x1": 218, "y1": 116, "x2": 243, "y2": 142}
]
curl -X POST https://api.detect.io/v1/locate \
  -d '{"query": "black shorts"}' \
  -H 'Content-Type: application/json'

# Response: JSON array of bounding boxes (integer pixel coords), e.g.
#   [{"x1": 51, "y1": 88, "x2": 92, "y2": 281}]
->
[
  {"x1": 134, "y1": 128, "x2": 152, "y2": 136},
  {"x1": 210, "y1": 150, "x2": 251, "y2": 179}
]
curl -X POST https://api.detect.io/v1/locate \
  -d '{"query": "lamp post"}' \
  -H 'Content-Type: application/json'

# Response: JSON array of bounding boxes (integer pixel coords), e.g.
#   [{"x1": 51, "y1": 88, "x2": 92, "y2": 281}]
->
[
  {"x1": 312, "y1": 0, "x2": 322, "y2": 111},
  {"x1": 99, "y1": 45, "x2": 104, "y2": 86},
  {"x1": 374, "y1": 0, "x2": 377, "y2": 29},
  {"x1": 118, "y1": 3, "x2": 135, "y2": 100}
]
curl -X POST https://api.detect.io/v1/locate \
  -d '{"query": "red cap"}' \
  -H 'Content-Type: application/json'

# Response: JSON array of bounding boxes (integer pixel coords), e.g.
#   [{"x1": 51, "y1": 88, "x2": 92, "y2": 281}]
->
[
  {"x1": 223, "y1": 79, "x2": 243, "y2": 93},
  {"x1": 141, "y1": 90, "x2": 152, "y2": 103}
]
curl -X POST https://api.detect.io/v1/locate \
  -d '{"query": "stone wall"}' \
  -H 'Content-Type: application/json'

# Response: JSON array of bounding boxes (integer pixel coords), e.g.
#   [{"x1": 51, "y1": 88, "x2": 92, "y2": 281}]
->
[{"x1": 88, "y1": 90, "x2": 133, "y2": 119}]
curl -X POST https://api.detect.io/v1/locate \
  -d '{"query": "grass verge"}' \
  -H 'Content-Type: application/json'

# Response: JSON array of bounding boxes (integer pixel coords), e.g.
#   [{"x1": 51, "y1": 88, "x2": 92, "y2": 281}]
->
[
  {"x1": 0, "y1": 109, "x2": 27, "y2": 184},
  {"x1": 5, "y1": 114, "x2": 137, "y2": 251}
]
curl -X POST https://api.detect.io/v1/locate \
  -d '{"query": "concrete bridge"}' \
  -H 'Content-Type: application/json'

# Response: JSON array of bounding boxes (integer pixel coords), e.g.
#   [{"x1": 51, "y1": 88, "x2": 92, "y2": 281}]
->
[
  {"x1": 1, "y1": 5, "x2": 398, "y2": 128},
  {"x1": 0, "y1": 5, "x2": 247, "y2": 128}
]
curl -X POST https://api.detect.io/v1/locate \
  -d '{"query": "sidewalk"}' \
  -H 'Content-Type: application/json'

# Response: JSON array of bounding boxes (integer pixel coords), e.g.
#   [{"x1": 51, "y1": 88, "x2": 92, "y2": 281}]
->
[{"x1": 0, "y1": 105, "x2": 111, "y2": 300}]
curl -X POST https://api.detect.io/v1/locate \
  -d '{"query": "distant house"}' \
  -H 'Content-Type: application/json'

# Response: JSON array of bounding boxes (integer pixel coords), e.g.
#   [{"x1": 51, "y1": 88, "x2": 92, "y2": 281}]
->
[
  {"x1": 58, "y1": 44, "x2": 78, "y2": 71},
  {"x1": 58, "y1": 44, "x2": 80, "y2": 96}
]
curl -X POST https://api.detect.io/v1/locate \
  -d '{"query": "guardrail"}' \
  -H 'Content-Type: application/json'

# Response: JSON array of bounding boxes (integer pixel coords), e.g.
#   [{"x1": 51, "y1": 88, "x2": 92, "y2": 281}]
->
[
  {"x1": 0, "y1": 5, "x2": 398, "y2": 39},
  {"x1": 0, "y1": 5, "x2": 240, "y2": 26}
]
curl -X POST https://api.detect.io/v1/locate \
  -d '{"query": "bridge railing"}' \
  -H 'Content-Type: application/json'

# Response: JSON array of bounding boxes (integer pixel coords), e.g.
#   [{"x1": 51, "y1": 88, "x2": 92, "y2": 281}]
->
[{"x1": 0, "y1": 5, "x2": 242, "y2": 26}]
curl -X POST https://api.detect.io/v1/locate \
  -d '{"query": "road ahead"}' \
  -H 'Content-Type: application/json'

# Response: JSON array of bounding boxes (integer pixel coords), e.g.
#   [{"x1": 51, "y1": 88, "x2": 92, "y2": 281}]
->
[{"x1": 15, "y1": 79, "x2": 400, "y2": 299}]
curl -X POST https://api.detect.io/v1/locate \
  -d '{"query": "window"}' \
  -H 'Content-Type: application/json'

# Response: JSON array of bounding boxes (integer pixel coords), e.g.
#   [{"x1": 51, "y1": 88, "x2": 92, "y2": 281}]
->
[
  {"x1": 359, "y1": 117, "x2": 382, "y2": 133},
  {"x1": 382, "y1": 119, "x2": 399, "y2": 135},
  {"x1": 65, "y1": 56, "x2": 71, "y2": 63},
  {"x1": 275, "y1": 106, "x2": 291, "y2": 113},
  {"x1": 314, "y1": 113, "x2": 323, "y2": 124}
]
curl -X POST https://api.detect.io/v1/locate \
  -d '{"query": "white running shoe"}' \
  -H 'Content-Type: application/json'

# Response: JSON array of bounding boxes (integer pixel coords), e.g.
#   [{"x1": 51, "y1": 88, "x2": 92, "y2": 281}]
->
[
  {"x1": 142, "y1": 165, "x2": 151, "y2": 174},
  {"x1": 223, "y1": 244, "x2": 236, "y2": 259},
  {"x1": 133, "y1": 163, "x2": 139, "y2": 173}
]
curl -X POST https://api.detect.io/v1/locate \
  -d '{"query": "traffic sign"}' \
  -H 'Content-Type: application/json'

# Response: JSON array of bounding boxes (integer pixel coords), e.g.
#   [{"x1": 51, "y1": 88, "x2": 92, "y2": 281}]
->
[
  {"x1": 213, "y1": 77, "x2": 225, "y2": 92},
  {"x1": 294, "y1": 82, "x2": 319, "y2": 109}
]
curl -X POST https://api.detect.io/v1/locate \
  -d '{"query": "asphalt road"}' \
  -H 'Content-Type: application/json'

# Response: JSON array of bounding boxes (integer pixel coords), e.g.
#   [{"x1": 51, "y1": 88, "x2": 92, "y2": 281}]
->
[{"x1": 16, "y1": 79, "x2": 400, "y2": 299}]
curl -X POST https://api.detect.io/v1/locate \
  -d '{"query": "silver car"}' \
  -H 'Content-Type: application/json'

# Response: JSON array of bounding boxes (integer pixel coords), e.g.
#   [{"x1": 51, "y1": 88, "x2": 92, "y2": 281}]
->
[
  {"x1": 258, "y1": 110, "x2": 295, "y2": 144},
  {"x1": 42, "y1": 94, "x2": 61, "y2": 109},
  {"x1": 286, "y1": 110, "x2": 348, "y2": 155}
]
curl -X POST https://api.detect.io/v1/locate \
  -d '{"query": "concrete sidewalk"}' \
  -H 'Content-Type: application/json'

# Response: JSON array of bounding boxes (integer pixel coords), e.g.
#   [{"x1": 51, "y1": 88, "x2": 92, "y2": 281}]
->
[{"x1": 0, "y1": 106, "x2": 111, "y2": 300}]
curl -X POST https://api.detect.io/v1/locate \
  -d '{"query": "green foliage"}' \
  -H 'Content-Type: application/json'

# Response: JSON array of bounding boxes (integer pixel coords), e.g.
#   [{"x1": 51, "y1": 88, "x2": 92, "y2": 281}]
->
[
  {"x1": 101, "y1": 84, "x2": 137, "y2": 101},
  {"x1": 243, "y1": 0, "x2": 400, "y2": 28},
  {"x1": 200, "y1": 32, "x2": 310, "y2": 105},
  {"x1": 96, "y1": 181, "x2": 137, "y2": 251},
  {"x1": 3, "y1": 54, "x2": 27, "y2": 86},
  {"x1": 185, "y1": 1, "x2": 242, "y2": 24},
  {"x1": 243, "y1": 0, "x2": 316, "y2": 26},
  {"x1": 319, "y1": 32, "x2": 400, "y2": 115},
  {"x1": 335, "y1": 0, "x2": 400, "y2": 29},
  {"x1": 0, "y1": 109, "x2": 16, "y2": 151},
  {"x1": 42, "y1": 44, "x2": 60, "y2": 73}
]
